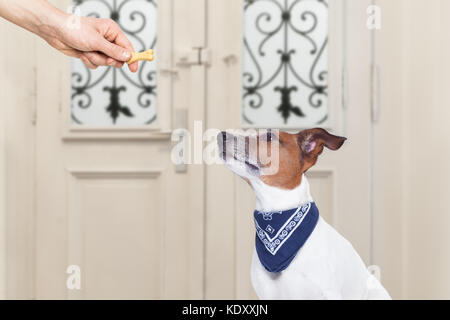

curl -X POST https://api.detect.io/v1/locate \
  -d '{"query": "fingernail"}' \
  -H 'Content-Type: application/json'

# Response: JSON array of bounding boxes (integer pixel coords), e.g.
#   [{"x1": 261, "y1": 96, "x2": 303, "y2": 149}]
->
[{"x1": 123, "y1": 52, "x2": 131, "y2": 60}]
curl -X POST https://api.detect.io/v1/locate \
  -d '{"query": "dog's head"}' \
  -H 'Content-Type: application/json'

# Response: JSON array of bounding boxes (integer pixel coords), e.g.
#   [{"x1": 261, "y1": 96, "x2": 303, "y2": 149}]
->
[{"x1": 217, "y1": 128, "x2": 346, "y2": 190}]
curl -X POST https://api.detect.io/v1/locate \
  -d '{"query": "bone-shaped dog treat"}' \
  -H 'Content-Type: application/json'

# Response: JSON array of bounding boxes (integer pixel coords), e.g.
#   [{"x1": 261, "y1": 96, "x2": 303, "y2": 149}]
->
[{"x1": 127, "y1": 49, "x2": 155, "y2": 64}]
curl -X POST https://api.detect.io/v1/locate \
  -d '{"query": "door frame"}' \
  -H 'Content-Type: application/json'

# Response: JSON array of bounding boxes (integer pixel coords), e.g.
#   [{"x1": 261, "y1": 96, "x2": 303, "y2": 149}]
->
[{"x1": 0, "y1": 18, "x2": 7, "y2": 300}]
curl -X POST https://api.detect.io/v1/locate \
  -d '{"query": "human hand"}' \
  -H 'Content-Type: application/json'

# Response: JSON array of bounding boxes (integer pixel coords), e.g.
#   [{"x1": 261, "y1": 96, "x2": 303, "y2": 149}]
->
[
  {"x1": 41, "y1": 15, "x2": 139, "y2": 72},
  {"x1": 0, "y1": 0, "x2": 139, "y2": 72}
]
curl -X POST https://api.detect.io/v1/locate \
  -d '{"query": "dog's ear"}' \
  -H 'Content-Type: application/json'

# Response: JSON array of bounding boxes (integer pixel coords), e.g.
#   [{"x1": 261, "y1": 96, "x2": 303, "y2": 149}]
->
[{"x1": 297, "y1": 128, "x2": 346, "y2": 166}]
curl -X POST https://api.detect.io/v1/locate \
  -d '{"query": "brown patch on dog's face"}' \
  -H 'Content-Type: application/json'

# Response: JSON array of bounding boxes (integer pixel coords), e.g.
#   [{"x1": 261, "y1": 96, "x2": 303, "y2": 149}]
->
[
  {"x1": 259, "y1": 129, "x2": 347, "y2": 190},
  {"x1": 259, "y1": 131, "x2": 304, "y2": 189},
  {"x1": 217, "y1": 128, "x2": 346, "y2": 190}
]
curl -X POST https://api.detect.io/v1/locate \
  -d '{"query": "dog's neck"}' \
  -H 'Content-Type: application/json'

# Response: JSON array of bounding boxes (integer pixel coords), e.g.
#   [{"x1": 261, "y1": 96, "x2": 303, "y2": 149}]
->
[{"x1": 251, "y1": 175, "x2": 314, "y2": 213}]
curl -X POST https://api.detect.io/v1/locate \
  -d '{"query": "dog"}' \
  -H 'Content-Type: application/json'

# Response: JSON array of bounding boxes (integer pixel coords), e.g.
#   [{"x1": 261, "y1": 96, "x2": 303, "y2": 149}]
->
[{"x1": 217, "y1": 128, "x2": 391, "y2": 300}]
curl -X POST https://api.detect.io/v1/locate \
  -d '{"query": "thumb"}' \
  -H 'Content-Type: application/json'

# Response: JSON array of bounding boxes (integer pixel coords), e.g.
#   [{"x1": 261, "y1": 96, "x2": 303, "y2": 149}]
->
[{"x1": 97, "y1": 38, "x2": 132, "y2": 62}]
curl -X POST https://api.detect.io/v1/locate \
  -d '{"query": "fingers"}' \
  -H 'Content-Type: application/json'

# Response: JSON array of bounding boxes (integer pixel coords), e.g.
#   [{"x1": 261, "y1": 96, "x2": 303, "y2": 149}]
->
[
  {"x1": 80, "y1": 55, "x2": 98, "y2": 70},
  {"x1": 98, "y1": 37, "x2": 132, "y2": 62},
  {"x1": 79, "y1": 18, "x2": 143, "y2": 72},
  {"x1": 83, "y1": 52, "x2": 124, "y2": 68},
  {"x1": 108, "y1": 23, "x2": 138, "y2": 73},
  {"x1": 128, "y1": 61, "x2": 138, "y2": 73},
  {"x1": 106, "y1": 57, "x2": 125, "y2": 68},
  {"x1": 97, "y1": 19, "x2": 138, "y2": 73},
  {"x1": 115, "y1": 37, "x2": 138, "y2": 73},
  {"x1": 60, "y1": 48, "x2": 83, "y2": 59}
]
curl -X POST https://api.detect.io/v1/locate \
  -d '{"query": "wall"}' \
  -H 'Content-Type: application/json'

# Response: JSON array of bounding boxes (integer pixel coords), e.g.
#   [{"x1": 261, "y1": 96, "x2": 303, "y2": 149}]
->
[
  {"x1": 372, "y1": 0, "x2": 405, "y2": 299},
  {"x1": 0, "y1": 18, "x2": 6, "y2": 299},
  {"x1": 372, "y1": 0, "x2": 450, "y2": 300},
  {"x1": 0, "y1": 19, "x2": 36, "y2": 299},
  {"x1": 373, "y1": 0, "x2": 450, "y2": 299},
  {"x1": 401, "y1": 0, "x2": 450, "y2": 299}
]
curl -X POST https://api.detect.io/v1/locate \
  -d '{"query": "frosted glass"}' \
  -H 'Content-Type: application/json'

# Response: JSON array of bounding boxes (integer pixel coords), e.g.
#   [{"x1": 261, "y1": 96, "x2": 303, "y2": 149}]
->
[
  {"x1": 71, "y1": 0, "x2": 157, "y2": 126},
  {"x1": 243, "y1": 0, "x2": 328, "y2": 128}
]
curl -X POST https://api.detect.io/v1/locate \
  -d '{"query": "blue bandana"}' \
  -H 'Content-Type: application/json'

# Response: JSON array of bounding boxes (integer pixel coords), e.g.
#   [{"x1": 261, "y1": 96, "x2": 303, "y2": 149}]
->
[{"x1": 254, "y1": 202, "x2": 319, "y2": 273}]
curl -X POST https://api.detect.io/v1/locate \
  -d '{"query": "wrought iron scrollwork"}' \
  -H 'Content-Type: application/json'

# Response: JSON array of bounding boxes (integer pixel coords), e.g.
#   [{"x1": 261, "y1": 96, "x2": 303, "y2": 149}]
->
[
  {"x1": 71, "y1": 0, "x2": 157, "y2": 125},
  {"x1": 243, "y1": 0, "x2": 328, "y2": 126}
]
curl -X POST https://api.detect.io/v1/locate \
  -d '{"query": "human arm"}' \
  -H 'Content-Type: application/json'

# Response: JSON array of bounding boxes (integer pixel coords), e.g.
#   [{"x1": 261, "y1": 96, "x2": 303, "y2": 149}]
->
[{"x1": 0, "y1": 0, "x2": 138, "y2": 72}]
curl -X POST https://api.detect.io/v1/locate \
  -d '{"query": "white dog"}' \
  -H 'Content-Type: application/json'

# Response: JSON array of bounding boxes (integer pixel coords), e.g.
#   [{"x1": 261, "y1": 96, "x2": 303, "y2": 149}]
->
[{"x1": 217, "y1": 128, "x2": 391, "y2": 300}]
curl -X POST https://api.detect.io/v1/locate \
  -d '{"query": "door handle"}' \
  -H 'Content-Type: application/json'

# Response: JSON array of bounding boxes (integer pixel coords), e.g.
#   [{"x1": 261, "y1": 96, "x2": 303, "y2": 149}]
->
[{"x1": 159, "y1": 66, "x2": 178, "y2": 76}]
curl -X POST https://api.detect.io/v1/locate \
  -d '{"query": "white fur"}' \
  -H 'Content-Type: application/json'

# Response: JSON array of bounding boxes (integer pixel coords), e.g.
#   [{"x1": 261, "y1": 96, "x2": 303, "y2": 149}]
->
[
  {"x1": 251, "y1": 175, "x2": 313, "y2": 212},
  {"x1": 249, "y1": 175, "x2": 391, "y2": 300}
]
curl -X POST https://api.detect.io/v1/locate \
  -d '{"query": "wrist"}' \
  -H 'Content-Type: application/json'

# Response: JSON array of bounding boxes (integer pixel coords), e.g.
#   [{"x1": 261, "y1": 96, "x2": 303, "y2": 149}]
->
[{"x1": 34, "y1": 3, "x2": 70, "y2": 41}]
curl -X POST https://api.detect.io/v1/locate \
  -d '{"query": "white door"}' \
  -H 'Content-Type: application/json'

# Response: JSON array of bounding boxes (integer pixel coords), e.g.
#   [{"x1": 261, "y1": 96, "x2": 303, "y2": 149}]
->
[
  {"x1": 34, "y1": 0, "x2": 206, "y2": 299},
  {"x1": 205, "y1": 0, "x2": 373, "y2": 299}
]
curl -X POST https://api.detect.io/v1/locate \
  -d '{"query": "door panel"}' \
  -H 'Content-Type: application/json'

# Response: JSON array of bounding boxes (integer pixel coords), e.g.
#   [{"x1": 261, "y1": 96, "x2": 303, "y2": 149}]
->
[
  {"x1": 34, "y1": 0, "x2": 205, "y2": 299},
  {"x1": 67, "y1": 170, "x2": 164, "y2": 299},
  {"x1": 307, "y1": 171, "x2": 335, "y2": 225},
  {"x1": 0, "y1": 21, "x2": 36, "y2": 299},
  {"x1": 206, "y1": 0, "x2": 372, "y2": 299}
]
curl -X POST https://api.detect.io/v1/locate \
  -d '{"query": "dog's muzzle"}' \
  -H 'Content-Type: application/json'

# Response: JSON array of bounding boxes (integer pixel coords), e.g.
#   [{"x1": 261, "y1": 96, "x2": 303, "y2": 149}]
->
[{"x1": 217, "y1": 131, "x2": 260, "y2": 174}]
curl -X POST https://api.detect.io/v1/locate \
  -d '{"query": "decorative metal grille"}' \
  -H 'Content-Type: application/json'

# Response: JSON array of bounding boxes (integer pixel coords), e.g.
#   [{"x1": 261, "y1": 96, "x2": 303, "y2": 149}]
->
[
  {"x1": 71, "y1": 0, "x2": 157, "y2": 126},
  {"x1": 243, "y1": 0, "x2": 328, "y2": 128}
]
